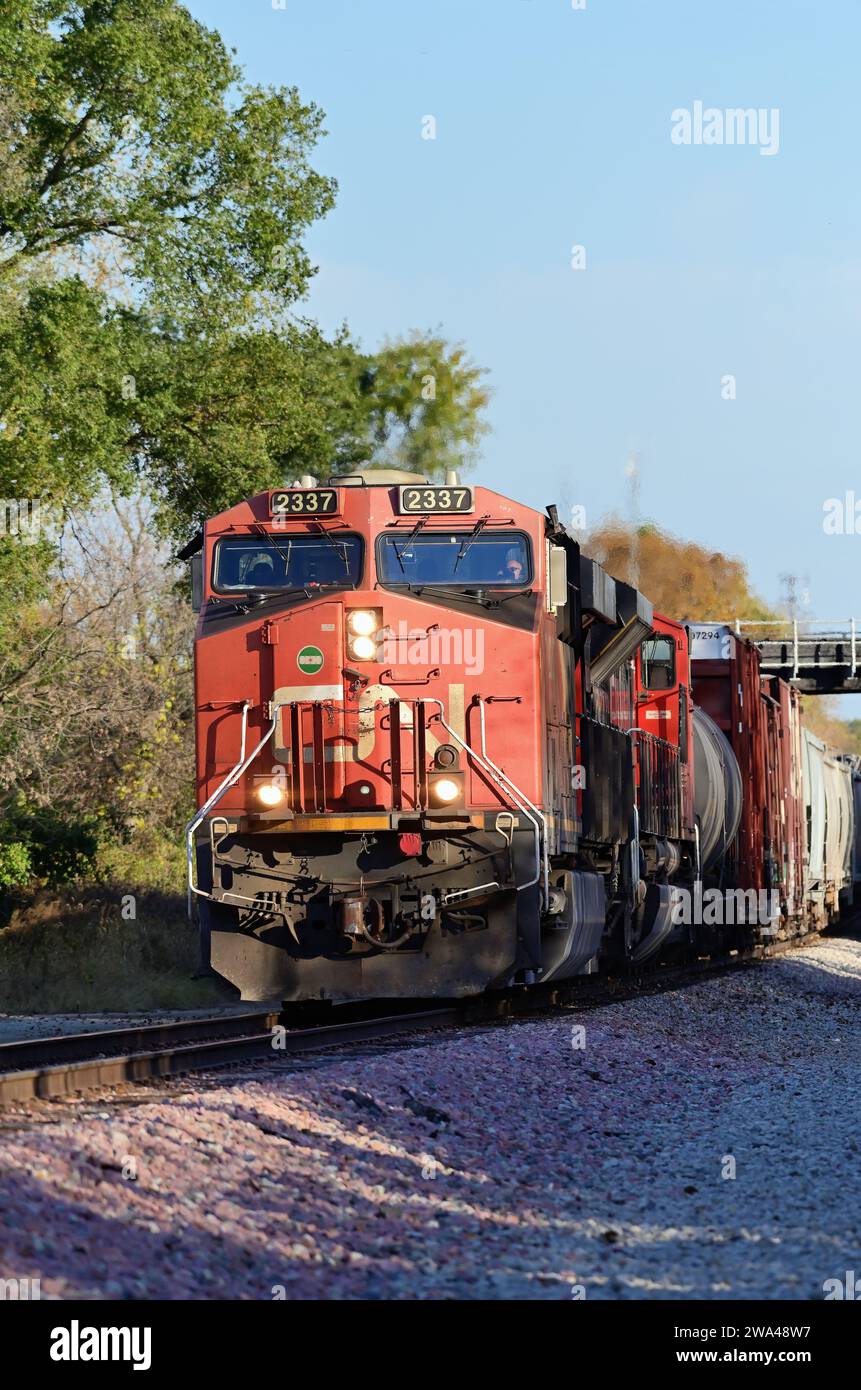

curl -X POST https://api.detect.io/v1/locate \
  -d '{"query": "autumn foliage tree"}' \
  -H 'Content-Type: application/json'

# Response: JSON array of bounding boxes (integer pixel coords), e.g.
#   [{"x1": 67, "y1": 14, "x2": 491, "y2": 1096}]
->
[{"x1": 586, "y1": 518, "x2": 775, "y2": 623}]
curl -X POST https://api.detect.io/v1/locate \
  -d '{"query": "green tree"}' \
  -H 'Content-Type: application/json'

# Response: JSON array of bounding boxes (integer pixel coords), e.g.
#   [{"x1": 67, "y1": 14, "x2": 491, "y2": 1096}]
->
[
  {"x1": 0, "y1": 278, "x2": 133, "y2": 504},
  {"x1": 125, "y1": 319, "x2": 373, "y2": 534},
  {"x1": 360, "y1": 333, "x2": 490, "y2": 479},
  {"x1": 0, "y1": 0, "x2": 334, "y2": 319},
  {"x1": 134, "y1": 326, "x2": 491, "y2": 534},
  {"x1": 0, "y1": 3, "x2": 492, "y2": 542},
  {"x1": 0, "y1": 2, "x2": 493, "y2": 905},
  {"x1": 0, "y1": 0, "x2": 345, "y2": 522}
]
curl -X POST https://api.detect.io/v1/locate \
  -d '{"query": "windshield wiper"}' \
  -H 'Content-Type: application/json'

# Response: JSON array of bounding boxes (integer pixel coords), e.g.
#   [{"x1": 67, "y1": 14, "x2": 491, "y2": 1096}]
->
[
  {"x1": 493, "y1": 587, "x2": 533, "y2": 605},
  {"x1": 209, "y1": 581, "x2": 360, "y2": 619},
  {"x1": 234, "y1": 585, "x2": 310, "y2": 612},
  {"x1": 453, "y1": 515, "x2": 490, "y2": 572},
  {"x1": 252, "y1": 522, "x2": 293, "y2": 576},
  {"x1": 392, "y1": 516, "x2": 428, "y2": 571},
  {"x1": 311, "y1": 521, "x2": 353, "y2": 574},
  {"x1": 388, "y1": 581, "x2": 495, "y2": 610},
  {"x1": 384, "y1": 579, "x2": 532, "y2": 611},
  {"x1": 250, "y1": 522, "x2": 358, "y2": 590}
]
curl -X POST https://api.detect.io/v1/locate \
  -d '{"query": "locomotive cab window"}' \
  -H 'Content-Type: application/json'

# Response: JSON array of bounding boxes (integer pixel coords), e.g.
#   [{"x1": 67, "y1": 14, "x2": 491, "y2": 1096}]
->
[
  {"x1": 213, "y1": 534, "x2": 363, "y2": 593},
  {"x1": 641, "y1": 635, "x2": 676, "y2": 690},
  {"x1": 376, "y1": 531, "x2": 532, "y2": 588}
]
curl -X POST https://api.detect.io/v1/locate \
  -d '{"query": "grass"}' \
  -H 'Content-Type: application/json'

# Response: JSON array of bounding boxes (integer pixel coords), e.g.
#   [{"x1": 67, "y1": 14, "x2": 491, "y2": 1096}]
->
[{"x1": 0, "y1": 884, "x2": 228, "y2": 1014}]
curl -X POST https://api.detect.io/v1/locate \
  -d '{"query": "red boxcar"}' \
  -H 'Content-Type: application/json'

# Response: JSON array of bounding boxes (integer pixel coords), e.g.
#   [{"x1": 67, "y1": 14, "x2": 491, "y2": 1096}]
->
[{"x1": 688, "y1": 624, "x2": 806, "y2": 932}]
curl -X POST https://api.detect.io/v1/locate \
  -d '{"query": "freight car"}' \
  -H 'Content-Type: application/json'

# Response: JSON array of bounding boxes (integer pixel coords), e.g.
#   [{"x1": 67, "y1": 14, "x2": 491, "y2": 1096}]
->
[{"x1": 184, "y1": 470, "x2": 857, "y2": 1002}]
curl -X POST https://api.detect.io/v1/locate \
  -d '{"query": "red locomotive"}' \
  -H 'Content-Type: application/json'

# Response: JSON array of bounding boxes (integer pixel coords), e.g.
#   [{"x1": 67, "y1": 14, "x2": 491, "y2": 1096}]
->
[{"x1": 185, "y1": 470, "x2": 859, "y2": 1002}]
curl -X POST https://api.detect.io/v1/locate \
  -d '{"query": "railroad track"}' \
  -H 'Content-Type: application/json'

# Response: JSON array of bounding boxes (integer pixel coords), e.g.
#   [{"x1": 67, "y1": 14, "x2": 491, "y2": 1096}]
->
[
  {"x1": 0, "y1": 1005, "x2": 466, "y2": 1105},
  {"x1": 0, "y1": 926, "x2": 842, "y2": 1106}
]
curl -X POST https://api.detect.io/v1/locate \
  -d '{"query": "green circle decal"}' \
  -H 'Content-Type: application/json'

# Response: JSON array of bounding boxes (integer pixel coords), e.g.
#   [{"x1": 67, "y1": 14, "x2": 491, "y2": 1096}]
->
[{"x1": 297, "y1": 645, "x2": 325, "y2": 675}]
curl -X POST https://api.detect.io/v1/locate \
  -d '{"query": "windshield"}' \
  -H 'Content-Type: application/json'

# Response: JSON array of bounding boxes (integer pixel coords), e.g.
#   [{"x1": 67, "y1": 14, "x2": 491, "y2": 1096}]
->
[
  {"x1": 377, "y1": 532, "x2": 531, "y2": 587},
  {"x1": 213, "y1": 534, "x2": 363, "y2": 592}
]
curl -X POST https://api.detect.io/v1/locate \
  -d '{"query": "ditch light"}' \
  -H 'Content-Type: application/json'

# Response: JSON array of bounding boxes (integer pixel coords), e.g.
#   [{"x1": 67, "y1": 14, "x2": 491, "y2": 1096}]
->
[
  {"x1": 256, "y1": 783, "x2": 284, "y2": 807},
  {"x1": 428, "y1": 772, "x2": 464, "y2": 807}
]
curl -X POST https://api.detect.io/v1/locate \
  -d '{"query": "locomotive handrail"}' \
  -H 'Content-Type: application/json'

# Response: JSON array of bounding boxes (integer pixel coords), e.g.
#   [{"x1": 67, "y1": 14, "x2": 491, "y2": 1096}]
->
[
  {"x1": 186, "y1": 694, "x2": 548, "y2": 917},
  {"x1": 380, "y1": 668, "x2": 440, "y2": 685},
  {"x1": 185, "y1": 700, "x2": 280, "y2": 912},
  {"x1": 629, "y1": 726, "x2": 678, "y2": 750},
  {"x1": 476, "y1": 698, "x2": 549, "y2": 907},
  {"x1": 628, "y1": 726, "x2": 682, "y2": 840},
  {"x1": 429, "y1": 695, "x2": 543, "y2": 906},
  {"x1": 418, "y1": 696, "x2": 548, "y2": 909}
]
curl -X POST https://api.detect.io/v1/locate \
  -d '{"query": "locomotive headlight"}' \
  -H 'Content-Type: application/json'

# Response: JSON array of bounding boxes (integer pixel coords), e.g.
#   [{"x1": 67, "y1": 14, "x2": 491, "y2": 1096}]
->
[
  {"x1": 430, "y1": 777, "x2": 460, "y2": 805},
  {"x1": 347, "y1": 609, "x2": 377, "y2": 637},
  {"x1": 256, "y1": 783, "x2": 284, "y2": 807},
  {"x1": 346, "y1": 607, "x2": 382, "y2": 662},
  {"x1": 348, "y1": 634, "x2": 376, "y2": 661}
]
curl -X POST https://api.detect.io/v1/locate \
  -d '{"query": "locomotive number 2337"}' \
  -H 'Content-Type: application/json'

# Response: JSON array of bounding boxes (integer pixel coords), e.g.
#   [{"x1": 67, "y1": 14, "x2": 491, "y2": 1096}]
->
[
  {"x1": 398, "y1": 485, "x2": 474, "y2": 514},
  {"x1": 269, "y1": 489, "x2": 339, "y2": 516}
]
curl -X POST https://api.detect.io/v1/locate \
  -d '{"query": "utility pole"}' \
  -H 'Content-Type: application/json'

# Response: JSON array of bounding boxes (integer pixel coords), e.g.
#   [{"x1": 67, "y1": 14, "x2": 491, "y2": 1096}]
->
[
  {"x1": 625, "y1": 451, "x2": 641, "y2": 588},
  {"x1": 779, "y1": 571, "x2": 811, "y2": 620}
]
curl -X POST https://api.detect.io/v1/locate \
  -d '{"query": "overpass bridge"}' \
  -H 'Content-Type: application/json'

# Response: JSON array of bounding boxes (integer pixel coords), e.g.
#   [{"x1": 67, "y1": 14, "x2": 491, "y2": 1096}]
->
[{"x1": 728, "y1": 619, "x2": 861, "y2": 695}]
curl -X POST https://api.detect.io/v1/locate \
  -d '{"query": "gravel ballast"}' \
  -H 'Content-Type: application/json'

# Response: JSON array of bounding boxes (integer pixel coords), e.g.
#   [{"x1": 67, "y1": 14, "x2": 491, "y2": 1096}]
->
[
  {"x1": 0, "y1": 1003, "x2": 255, "y2": 1044},
  {"x1": 1, "y1": 935, "x2": 860, "y2": 1300}
]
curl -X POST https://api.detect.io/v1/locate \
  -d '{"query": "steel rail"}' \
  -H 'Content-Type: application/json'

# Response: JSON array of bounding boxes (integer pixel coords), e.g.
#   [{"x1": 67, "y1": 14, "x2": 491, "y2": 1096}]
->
[
  {"x1": 0, "y1": 1007, "x2": 461, "y2": 1105},
  {"x1": 0, "y1": 926, "x2": 844, "y2": 1108},
  {"x1": 0, "y1": 1009, "x2": 280, "y2": 1071}
]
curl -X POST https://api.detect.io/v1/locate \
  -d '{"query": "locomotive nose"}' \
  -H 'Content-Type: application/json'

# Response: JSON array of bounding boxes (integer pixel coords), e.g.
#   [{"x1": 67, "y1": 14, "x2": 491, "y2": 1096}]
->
[
  {"x1": 268, "y1": 599, "x2": 387, "y2": 813},
  {"x1": 273, "y1": 601, "x2": 386, "y2": 693},
  {"x1": 273, "y1": 600, "x2": 349, "y2": 699}
]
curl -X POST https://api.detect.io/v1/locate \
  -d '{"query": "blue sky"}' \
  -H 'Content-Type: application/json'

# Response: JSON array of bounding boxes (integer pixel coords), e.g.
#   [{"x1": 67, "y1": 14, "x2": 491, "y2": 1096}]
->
[{"x1": 188, "y1": 0, "x2": 861, "y2": 679}]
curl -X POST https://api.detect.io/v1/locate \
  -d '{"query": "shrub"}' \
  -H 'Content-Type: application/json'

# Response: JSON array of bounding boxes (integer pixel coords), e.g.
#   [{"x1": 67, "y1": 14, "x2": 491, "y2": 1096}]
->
[
  {"x1": 0, "y1": 808, "x2": 101, "y2": 889},
  {"x1": 0, "y1": 841, "x2": 31, "y2": 890}
]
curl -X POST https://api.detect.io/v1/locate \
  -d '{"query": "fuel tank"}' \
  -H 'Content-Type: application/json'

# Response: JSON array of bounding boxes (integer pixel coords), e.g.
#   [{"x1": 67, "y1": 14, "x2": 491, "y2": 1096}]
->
[{"x1": 692, "y1": 705, "x2": 743, "y2": 872}]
